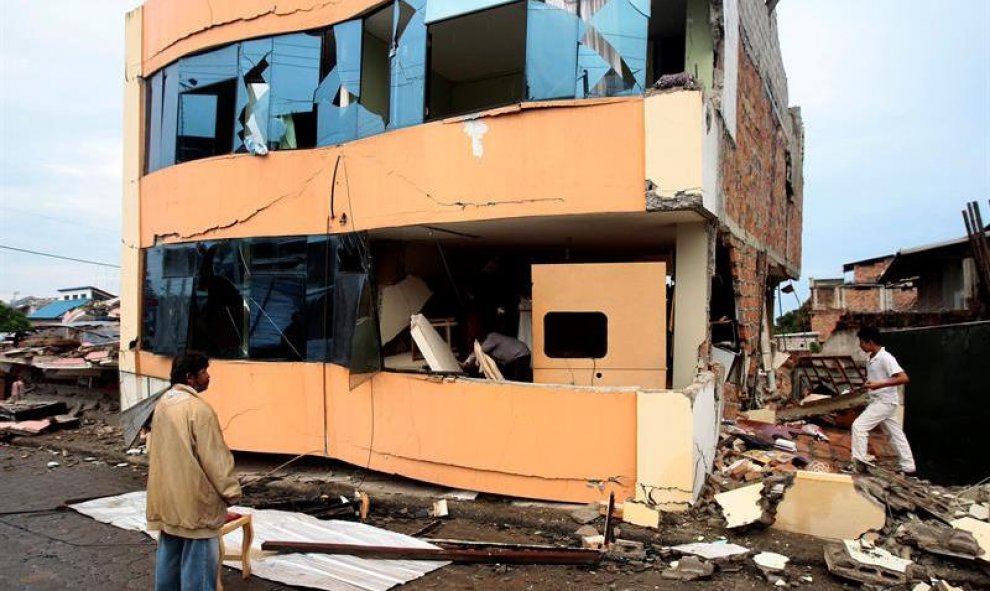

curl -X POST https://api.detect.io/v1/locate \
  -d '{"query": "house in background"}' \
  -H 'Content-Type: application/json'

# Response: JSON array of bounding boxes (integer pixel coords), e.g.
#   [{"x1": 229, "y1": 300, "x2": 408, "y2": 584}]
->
[
  {"x1": 27, "y1": 298, "x2": 93, "y2": 327},
  {"x1": 57, "y1": 286, "x2": 116, "y2": 302},
  {"x1": 878, "y1": 235, "x2": 984, "y2": 312}
]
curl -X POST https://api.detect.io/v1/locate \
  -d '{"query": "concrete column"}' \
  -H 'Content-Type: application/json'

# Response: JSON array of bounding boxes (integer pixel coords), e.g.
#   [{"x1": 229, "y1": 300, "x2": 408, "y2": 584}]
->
[
  {"x1": 119, "y1": 7, "x2": 143, "y2": 380},
  {"x1": 673, "y1": 222, "x2": 711, "y2": 388}
]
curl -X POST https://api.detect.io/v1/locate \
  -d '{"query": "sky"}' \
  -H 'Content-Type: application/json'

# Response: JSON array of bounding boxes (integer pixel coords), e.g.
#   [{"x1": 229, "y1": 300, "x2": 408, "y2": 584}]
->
[{"x1": 0, "y1": 1, "x2": 988, "y2": 311}]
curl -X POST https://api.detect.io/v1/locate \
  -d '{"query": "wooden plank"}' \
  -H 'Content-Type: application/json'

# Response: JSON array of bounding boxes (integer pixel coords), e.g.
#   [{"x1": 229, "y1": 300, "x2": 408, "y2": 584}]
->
[
  {"x1": 776, "y1": 392, "x2": 868, "y2": 422},
  {"x1": 260, "y1": 541, "x2": 601, "y2": 565},
  {"x1": 474, "y1": 340, "x2": 504, "y2": 382}
]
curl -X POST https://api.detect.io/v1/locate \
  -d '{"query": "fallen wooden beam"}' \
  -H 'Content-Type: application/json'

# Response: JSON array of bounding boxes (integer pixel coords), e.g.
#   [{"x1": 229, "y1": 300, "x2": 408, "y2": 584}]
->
[
  {"x1": 776, "y1": 392, "x2": 868, "y2": 422},
  {"x1": 260, "y1": 541, "x2": 601, "y2": 565}
]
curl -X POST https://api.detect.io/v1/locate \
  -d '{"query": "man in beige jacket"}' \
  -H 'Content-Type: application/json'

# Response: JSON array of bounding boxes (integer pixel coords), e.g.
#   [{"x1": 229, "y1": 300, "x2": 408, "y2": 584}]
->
[{"x1": 147, "y1": 351, "x2": 241, "y2": 590}]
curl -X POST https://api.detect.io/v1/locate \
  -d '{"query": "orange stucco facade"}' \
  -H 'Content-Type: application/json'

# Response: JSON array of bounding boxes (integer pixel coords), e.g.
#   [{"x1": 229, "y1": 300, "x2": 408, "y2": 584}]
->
[{"x1": 123, "y1": 0, "x2": 721, "y2": 506}]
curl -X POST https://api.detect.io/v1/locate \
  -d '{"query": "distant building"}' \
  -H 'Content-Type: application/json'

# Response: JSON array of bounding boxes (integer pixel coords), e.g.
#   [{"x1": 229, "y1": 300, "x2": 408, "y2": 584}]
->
[
  {"x1": 878, "y1": 235, "x2": 984, "y2": 312},
  {"x1": 57, "y1": 286, "x2": 116, "y2": 302},
  {"x1": 27, "y1": 298, "x2": 92, "y2": 326},
  {"x1": 774, "y1": 331, "x2": 819, "y2": 352},
  {"x1": 810, "y1": 256, "x2": 916, "y2": 341}
]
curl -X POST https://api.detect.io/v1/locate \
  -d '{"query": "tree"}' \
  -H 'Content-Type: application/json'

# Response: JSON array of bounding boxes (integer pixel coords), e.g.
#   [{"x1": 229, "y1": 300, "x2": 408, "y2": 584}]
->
[
  {"x1": 0, "y1": 301, "x2": 30, "y2": 332},
  {"x1": 775, "y1": 300, "x2": 811, "y2": 334}
]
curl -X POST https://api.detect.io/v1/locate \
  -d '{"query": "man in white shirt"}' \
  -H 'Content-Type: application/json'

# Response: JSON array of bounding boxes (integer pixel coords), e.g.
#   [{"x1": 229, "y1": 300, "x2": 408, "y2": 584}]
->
[{"x1": 852, "y1": 326, "x2": 916, "y2": 475}]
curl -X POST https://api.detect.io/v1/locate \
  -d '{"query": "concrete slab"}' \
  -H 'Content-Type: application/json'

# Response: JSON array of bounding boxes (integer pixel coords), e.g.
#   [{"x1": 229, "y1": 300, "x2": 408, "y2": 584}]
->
[
  {"x1": 714, "y1": 483, "x2": 763, "y2": 528},
  {"x1": 772, "y1": 471, "x2": 885, "y2": 540},
  {"x1": 951, "y1": 516, "x2": 990, "y2": 563}
]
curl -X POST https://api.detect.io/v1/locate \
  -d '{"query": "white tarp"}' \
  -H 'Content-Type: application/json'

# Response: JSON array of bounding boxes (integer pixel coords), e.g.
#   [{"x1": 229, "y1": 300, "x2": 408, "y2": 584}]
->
[{"x1": 71, "y1": 491, "x2": 447, "y2": 591}]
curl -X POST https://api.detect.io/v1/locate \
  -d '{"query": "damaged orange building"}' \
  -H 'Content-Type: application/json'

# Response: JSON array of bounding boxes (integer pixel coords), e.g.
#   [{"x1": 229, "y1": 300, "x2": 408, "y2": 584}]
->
[{"x1": 120, "y1": 0, "x2": 804, "y2": 510}]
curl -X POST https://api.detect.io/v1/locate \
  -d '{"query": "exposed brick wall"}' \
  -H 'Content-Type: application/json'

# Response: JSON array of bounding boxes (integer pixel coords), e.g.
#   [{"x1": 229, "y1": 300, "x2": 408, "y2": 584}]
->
[
  {"x1": 811, "y1": 309, "x2": 843, "y2": 341},
  {"x1": 892, "y1": 287, "x2": 917, "y2": 311},
  {"x1": 737, "y1": 0, "x2": 790, "y2": 135},
  {"x1": 852, "y1": 259, "x2": 892, "y2": 284},
  {"x1": 844, "y1": 288, "x2": 882, "y2": 313},
  {"x1": 721, "y1": 48, "x2": 801, "y2": 272}
]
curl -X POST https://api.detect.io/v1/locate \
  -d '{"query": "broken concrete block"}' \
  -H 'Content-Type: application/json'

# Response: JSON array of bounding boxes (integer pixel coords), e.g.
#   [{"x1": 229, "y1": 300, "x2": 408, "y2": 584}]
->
[
  {"x1": 824, "y1": 541, "x2": 911, "y2": 586},
  {"x1": 753, "y1": 551, "x2": 789, "y2": 572},
  {"x1": 950, "y1": 516, "x2": 990, "y2": 562},
  {"x1": 574, "y1": 525, "x2": 599, "y2": 538},
  {"x1": 714, "y1": 483, "x2": 764, "y2": 528},
  {"x1": 581, "y1": 534, "x2": 606, "y2": 550},
  {"x1": 622, "y1": 501, "x2": 661, "y2": 529},
  {"x1": 772, "y1": 471, "x2": 885, "y2": 540},
  {"x1": 597, "y1": 499, "x2": 623, "y2": 519},
  {"x1": 896, "y1": 521, "x2": 983, "y2": 559},
  {"x1": 670, "y1": 541, "x2": 750, "y2": 561},
  {"x1": 970, "y1": 503, "x2": 989, "y2": 521},
  {"x1": 430, "y1": 499, "x2": 449, "y2": 518},
  {"x1": 661, "y1": 556, "x2": 714, "y2": 581},
  {"x1": 912, "y1": 583, "x2": 932, "y2": 591},
  {"x1": 569, "y1": 503, "x2": 601, "y2": 525},
  {"x1": 607, "y1": 539, "x2": 646, "y2": 561}
]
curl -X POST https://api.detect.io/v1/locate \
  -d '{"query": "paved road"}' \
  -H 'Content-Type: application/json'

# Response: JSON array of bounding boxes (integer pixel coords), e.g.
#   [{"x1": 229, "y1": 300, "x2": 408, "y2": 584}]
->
[{"x1": 0, "y1": 444, "x2": 282, "y2": 590}]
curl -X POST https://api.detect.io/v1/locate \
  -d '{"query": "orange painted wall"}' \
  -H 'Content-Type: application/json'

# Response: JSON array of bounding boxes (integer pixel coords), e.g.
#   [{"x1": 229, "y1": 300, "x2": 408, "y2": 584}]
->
[
  {"x1": 140, "y1": 99, "x2": 646, "y2": 247},
  {"x1": 136, "y1": 351, "x2": 637, "y2": 502},
  {"x1": 142, "y1": 0, "x2": 385, "y2": 74}
]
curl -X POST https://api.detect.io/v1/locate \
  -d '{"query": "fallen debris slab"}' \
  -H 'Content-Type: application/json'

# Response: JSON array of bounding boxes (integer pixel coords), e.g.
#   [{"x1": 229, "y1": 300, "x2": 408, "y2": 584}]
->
[
  {"x1": 661, "y1": 556, "x2": 714, "y2": 581},
  {"x1": 670, "y1": 541, "x2": 750, "y2": 561},
  {"x1": 260, "y1": 540, "x2": 602, "y2": 565},
  {"x1": 776, "y1": 392, "x2": 868, "y2": 422},
  {"x1": 753, "y1": 551, "x2": 789, "y2": 572},
  {"x1": 824, "y1": 540, "x2": 912, "y2": 586},
  {"x1": 714, "y1": 483, "x2": 764, "y2": 528},
  {"x1": 772, "y1": 471, "x2": 886, "y2": 540},
  {"x1": 622, "y1": 500, "x2": 661, "y2": 529},
  {"x1": 950, "y1": 516, "x2": 990, "y2": 563},
  {"x1": 896, "y1": 521, "x2": 984, "y2": 560}
]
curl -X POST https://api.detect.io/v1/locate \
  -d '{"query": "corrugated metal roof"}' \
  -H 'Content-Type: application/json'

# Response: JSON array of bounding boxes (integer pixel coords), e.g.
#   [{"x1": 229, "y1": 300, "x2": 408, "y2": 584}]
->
[{"x1": 27, "y1": 298, "x2": 91, "y2": 320}]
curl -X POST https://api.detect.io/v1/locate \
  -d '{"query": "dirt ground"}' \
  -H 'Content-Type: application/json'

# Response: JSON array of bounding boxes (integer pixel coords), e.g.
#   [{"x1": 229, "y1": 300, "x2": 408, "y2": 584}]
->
[{"x1": 3, "y1": 384, "x2": 987, "y2": 590}]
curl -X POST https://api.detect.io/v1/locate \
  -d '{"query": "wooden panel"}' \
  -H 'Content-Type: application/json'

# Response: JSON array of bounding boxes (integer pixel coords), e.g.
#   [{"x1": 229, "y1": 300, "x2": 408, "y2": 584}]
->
[{"x1": 532, "y1": 263, "x2": 667, "y2": 387}]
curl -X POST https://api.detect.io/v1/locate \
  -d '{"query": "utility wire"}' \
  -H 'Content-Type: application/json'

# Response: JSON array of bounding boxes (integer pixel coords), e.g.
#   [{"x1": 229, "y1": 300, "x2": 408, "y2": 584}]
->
[{"x1": 0, "y1": 244, "x2": 120, "y2": 268}]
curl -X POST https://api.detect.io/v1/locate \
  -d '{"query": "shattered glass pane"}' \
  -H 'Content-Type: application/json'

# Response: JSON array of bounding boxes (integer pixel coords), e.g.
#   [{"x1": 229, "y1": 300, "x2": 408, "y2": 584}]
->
[
  {"x1": 305, "y1": 236, "x2": 336, "y2": 362},
  {"x1": 145, "y1": 70, "x2": 165, "y2": 173},
  {"x1": 425, "y1": 0, "x2": 517, "y2": 24},
  {"x1": 176, "y1": 45, "x2": 238, "y2": 163},
  {"x1": 581, "y1": 0, "x2": 650, "y2": 95},
  {"x1": 142, "y1": 246, "x2": 197, "y2": 355},
  {"x1": 361, "y1": 5, "x2": 393, "y2": 129},
  {"x1": 235, "y1": 38, "x2": 275, "y2": 154},
  {"x1": 247, "y1": 237, "x2": 308, "y2": 361},
  {"x1": 526, "y1": 1, "x2": 582, "y2": 100},
  {"x1": 269, "y1": 33, "x2": 322, "y2": 150},
  {"x1": 160, "y1": 63, "x2": 180, "y2": 168},
  {"x1": 348, "y1": 272, "x2": 382, "y2": 389},
  {"x1": 316, "y1": 20, "x2": 365, "y2": 145},
  {"x1": 190, "y1": 241, "x2": 248, "y2": 359},
  {"x1": 389, "y1": 0, "x2": 427, "y2": 129}
]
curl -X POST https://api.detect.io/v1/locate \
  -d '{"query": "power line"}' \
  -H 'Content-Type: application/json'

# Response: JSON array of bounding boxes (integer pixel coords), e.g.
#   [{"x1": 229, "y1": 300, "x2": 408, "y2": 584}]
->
[{"x1": 0, "y1": 244, "x2": 120, "y2": 268}]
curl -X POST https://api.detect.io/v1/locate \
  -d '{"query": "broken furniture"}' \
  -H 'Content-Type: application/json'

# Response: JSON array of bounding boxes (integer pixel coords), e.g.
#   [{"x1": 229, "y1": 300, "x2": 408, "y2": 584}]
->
[
  {"x1": 792, "y1": 356, "x2": 865, "y2": 399},
  {"x1": 409, "y1": 314, "x2": 461, "y2": 373},
  {"x1": 411, "y1": 318, "x2": 458, "y2": 362},
  {"x1": 532, "y1": 262, "x2": 667, "y2": 388},
  {"x1": 218, "y1": 513, "x2": 254, "y2": 590}
]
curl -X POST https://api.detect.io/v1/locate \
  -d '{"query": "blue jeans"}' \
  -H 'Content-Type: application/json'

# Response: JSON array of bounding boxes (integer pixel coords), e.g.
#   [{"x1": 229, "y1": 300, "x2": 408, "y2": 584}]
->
[{"x1": 154, "y1": 531, "x2": 220, "y2": 591}]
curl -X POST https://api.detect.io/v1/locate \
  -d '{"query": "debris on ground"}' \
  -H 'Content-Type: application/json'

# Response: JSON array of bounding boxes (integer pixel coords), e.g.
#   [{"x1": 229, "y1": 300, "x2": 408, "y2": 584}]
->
[{"x1": 660, "y1": 555, "x2": 715, "y2": 581}]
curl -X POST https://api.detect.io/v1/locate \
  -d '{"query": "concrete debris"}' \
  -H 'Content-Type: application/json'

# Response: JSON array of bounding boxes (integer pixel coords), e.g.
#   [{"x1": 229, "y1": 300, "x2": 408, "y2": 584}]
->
[
  {"x1": 773, "y1": 471, "x2": 886, "y2": 540},
  {"x1": 670, "y1": 541, "x2": 750, "y2": 561},
  {"x1": 430, "y1": 499, "x2": 449, "y2": 518},
  {"x1": 714, "y1": 483, "x2": 764, "y2": 528},
  {"x1": 753, "y1": 551, "x2": 789, "y2": 572},
  {"x1": 621, "y1": 501, "x2": 661, "y2": 529},
  {"x1": 824, "y1": 540, "x2": 913, "y2": 586},
  {"x1": 950, "y1": 517, "x2": 990, "y2": 562},
  {"x1": 606, "y1": 539, "x2": 646, "y2": 561},
  {"x1": 895, "y1": 521, "x2": 983, "y2": 560},
  {"x1": 574, "y1": 525, "x2": 598, "y2": 538},
  {"x1": 569, "y1": 503, "x2": 601, "y2": 525},
  {"x1": 969, "y1": 503, "x2": 989, "y2": 521},
  {"x1": 660, "y1": 556, "x2": 714, "y2": 581},
  {"x1": 581, "y1": 534, "x2": 605, "y2": 550}
]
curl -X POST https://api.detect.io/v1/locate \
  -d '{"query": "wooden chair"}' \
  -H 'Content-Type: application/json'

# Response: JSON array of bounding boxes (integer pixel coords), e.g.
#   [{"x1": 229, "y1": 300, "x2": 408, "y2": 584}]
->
[{"x1": 217, "y1": 512, "x2": 253, "y2": 590}]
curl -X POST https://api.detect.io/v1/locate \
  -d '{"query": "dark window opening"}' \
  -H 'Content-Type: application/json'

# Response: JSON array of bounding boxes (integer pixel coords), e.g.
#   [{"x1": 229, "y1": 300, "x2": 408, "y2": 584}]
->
[
  {"x1": 269, "y1": 33, "x2": 322, "y2": 150},
  {"x1": 648, "y1": 0, "x2": 688, "y2": 85},
  {"x1": 543, "y1": 312, "x2": 608, "y2": 359},
  {"x1": 427, "y1": 1, "x2": 527, "y2": 119},
  {"x1": 361, "y1": 5, "x2": 394, "y2": 127}
]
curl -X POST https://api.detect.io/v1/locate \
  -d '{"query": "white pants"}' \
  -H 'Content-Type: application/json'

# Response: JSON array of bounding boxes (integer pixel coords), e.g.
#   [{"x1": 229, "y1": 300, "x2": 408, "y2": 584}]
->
[{"x1": 851, "y1": 401, "x2": 916, "y2": 472}]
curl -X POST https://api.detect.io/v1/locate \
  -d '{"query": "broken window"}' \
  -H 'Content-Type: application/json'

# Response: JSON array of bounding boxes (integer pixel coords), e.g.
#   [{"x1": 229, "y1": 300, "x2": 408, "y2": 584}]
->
[
  {"x1": 577, "y1": 0, "x2": 651, "y2": 97},
  {"x1": 647, "y1": 0, "x2": 687, "y2": 85},
  {"x1": 389, "y1": 0, "x2": 428, "y2": 128},
  {"x1": 268, "y1": 33, "x2": 322, "y2": 150},
  {"x1": 142, "y1": 245, "x2": 198, "y2": 355},
  {"x1": 543, "y1": 311, "x2": 608, "y2": 358},
  {"x1": 427, "y1": 1, "x2": 527, "y2": 119},
  {"x1": 190, "y1": 241, "x2": 248, "y2": 359},
  {"x1": 141, "y1": 233, "x2": 378, "y2": 369},
  {"x1": 315, "y1": 19, "x2": 387, "y2": 145},
  {"x1": 176, "y1": 45, "x2": 238, "y2": 163},
  {"x1": 235, "y1": 38, "x2": 275, "y2": 153},
  {"x1": 361, "y1": 6, "x2": 394, "y2": 130},
  {"x1": 525, "y1": 1, "x2": 582, "y2": 100},
  {"x1": 144, "y1": 63, "x2": 179, "y2": 173}
]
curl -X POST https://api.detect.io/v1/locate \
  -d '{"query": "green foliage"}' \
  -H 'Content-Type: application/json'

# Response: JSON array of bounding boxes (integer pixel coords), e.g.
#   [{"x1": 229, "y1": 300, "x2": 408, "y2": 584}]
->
[
  {"x1": 0, "y1": 301, "x2": 30, "y2": 332},
  {"x1": 775, "y1": 300, "x2": 811, "y2": 334},
  {"x1": 809, "y1": 342, "x2": 822, "y2": 354}
]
